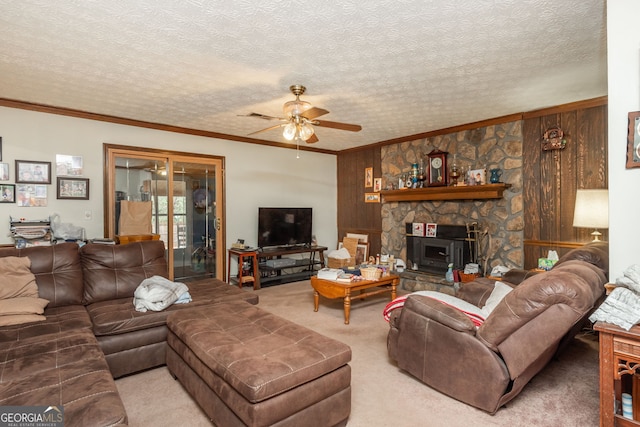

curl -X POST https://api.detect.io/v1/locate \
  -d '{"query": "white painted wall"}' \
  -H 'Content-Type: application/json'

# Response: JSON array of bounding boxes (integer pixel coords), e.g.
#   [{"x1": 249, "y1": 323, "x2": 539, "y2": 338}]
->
[
  {"x1": 607, "y1": 0, "x2": 640, "y2": 280},
  {"x1": 0, "y1": 107, "x2": 338, "y2": 251}
]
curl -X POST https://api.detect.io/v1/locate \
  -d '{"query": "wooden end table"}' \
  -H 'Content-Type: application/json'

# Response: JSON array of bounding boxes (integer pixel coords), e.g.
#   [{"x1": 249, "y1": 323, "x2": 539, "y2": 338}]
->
[
  {"x1": 227, "y1": 248, "x2": 260, "y2": 290},
  {"x1": 310, "y1": 274, "x2": 399, "y2": 324},
  {"x1": 594, "y1": 321, "x2": 640, "y2": 426}
]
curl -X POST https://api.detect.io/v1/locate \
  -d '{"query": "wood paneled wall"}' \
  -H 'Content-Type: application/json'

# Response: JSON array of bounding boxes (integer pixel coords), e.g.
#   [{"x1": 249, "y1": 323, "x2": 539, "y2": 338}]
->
[
  {"x1": 336, "y1": 148, "x2": 382, "y2": 257},
  {"x1": 522, "y1": 98, "x2": 607, "y2": 267}
]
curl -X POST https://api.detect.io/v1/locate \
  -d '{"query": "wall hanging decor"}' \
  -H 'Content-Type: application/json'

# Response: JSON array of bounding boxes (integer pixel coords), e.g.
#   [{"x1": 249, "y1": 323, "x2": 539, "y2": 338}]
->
[
  {"x1": 0, "y1": 163, "x2": 8, "y2": 181},
  {"x1": 542, "y1": 127, "x2": 567, "y2": 151},
  {"x1": 627, "y1": 111, "x2": 640, "y2": 169},
  {"x1": 364, "y1": 167, "x2": 373, "y2": 187},
  {"x1": 57, "y1": 177, "x2": 89, "y2": 200},
  {"x1": 0, "y1": 184, "x2": 15, "y2": 203},
  {"x1": 15, "y1": 160, "x2": 51, "y2": 184}
]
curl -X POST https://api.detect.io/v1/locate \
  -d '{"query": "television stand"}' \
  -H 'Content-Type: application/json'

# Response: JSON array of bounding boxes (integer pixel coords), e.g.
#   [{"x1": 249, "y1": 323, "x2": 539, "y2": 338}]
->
[{"x1": 258, "y1": 245, "x2": 327, "y2": 287}]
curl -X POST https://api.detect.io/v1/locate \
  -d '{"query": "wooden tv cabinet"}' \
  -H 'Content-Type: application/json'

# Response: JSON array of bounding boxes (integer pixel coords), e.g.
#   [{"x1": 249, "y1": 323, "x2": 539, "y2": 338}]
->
[{"x1": 258, "y1": 245, "x2": 327, "y2": 286}]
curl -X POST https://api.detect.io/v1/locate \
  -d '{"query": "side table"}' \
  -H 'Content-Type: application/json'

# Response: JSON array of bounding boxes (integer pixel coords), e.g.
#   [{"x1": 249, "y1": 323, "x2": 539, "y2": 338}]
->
[
  {"x1": 594, "y1": 321, "x2": 640, "y2": 426},
  {"x1": 227, "y1": 249, "x2": 260, "y2": 290}
]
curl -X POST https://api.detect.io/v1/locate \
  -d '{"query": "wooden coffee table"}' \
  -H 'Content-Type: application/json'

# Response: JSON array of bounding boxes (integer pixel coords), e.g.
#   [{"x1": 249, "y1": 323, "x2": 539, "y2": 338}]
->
[{"x1": 311, "y1": 274, "x2": 399, "y2": 324}]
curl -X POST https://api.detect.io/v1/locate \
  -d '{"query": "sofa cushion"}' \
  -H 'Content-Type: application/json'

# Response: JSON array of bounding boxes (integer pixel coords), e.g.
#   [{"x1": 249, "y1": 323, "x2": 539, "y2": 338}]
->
[
  {"x1": 81, "y1": 240, "x2": 169, "y2": 304},
  {"x1": 0, "y1": 243, "x2": 84, "y2": 307},
  {"x1": 0, "y1": 329, "x2": 127, "y2": 426},
  {"x1": 0, "y1": 256, "x2": 38, "y2": 299},
  {"x1": 88, "y1": 278, "x2": 258, "y2": 336},
  {"x1": 0, "y1": 305, "x2": 92, "y2": 343}
]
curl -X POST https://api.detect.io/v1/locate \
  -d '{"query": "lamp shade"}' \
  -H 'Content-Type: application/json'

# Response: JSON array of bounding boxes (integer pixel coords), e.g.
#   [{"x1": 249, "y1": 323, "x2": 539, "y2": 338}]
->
[{"x1": 573, "y1": 189, "x2": 609, "y2": 231}]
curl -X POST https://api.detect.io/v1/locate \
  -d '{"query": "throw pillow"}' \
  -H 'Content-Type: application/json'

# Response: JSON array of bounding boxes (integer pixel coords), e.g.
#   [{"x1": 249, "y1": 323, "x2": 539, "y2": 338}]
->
[
  {"x1": 481, "y1": 281, "x2": 513, "y2": 316},
  {"x1": 0, "y1": 314, "x2": 46, "y2": 326},
  {"x1": 0, "y1": 297, "x2": 49, "y2": 316},
  {"x1": 0, "y1": 256, "x2": 38, "y2": 299}
]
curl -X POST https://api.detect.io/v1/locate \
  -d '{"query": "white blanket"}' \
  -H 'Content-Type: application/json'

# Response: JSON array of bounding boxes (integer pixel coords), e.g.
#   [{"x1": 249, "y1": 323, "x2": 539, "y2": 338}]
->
[
  {"x1": 133, "y1": 275, "x2": 191, "y2": 313},
  {"x1": 589, "y1": 264, "x2": 640, "y2": 330}
]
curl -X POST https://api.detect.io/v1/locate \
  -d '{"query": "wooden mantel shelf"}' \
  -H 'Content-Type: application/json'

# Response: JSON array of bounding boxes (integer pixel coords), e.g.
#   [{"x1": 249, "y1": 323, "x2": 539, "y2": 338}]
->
[{"x1": 380, "y1": 183, "x2": 511, "y2": 202}]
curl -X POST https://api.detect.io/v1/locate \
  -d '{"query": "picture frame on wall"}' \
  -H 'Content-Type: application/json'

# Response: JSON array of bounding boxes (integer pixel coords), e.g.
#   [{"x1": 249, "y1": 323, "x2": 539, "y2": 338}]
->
[
  {"x1": 56, "y1": 154, "x2": 84, "y2": 176},
  {"x1": 0, "y1": 184, "x2": 15, "y2": 203},
  {"x1": 373, "y1": 177, "x2": 382, "y2": 192},
  {"x1": 16, "y1": 184, "x2": 47, "y2": 207},
  {"x1": 364, "y1": 167, "x2": 373, "y2": 188},
  {"x1": 57, "y1": 177, "x2": 90, "y2": 200},
  {"x1": 627, "y1": 111, "x2": 640, "y2": 168},
  {"x1": 0, "y1": 163, "x2": 9, "y2": 181},
  {"x1": 364, "y1": 192, "x2": 380, "y2": 203},
  {"x1": 15, "y1": 160, "x2": 51, "y2": 184}
]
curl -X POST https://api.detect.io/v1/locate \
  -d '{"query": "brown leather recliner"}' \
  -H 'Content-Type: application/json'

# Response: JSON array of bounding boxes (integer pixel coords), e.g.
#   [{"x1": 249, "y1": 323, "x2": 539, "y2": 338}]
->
[{"x1": 387, "y1": 242, "x2": 608, "y2": 414}]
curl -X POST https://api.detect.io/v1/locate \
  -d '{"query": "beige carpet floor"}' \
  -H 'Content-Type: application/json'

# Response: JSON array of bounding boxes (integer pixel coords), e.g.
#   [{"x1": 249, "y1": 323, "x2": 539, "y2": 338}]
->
[{"x1": 116, "y1": 280, "x2": 600, "y2": 426}]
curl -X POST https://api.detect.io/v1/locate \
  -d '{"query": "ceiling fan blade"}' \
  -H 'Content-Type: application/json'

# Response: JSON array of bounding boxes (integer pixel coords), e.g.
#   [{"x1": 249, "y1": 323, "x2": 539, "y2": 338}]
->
[
  {"x1": 314, "y1": 120, "x2": 362, "y2": 132},
  {"x1": 305, "y1": 134, "x2": 319, "y2": 144},
  {"x1": 247, "y1": 123, "x2": 284, "y2": 136},
  {"x1": 303, "y1": 107, "x2": 330, "y2": 119},
  {"x1": 241, "y1": 112, "x2": 285, "y2": 121}
]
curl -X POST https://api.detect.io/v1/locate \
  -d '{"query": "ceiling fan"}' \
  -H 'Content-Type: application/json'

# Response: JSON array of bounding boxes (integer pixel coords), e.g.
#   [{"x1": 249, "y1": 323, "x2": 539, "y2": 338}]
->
[{"x1": 242, "y1": 85, "x2": 362, "y2": 144}]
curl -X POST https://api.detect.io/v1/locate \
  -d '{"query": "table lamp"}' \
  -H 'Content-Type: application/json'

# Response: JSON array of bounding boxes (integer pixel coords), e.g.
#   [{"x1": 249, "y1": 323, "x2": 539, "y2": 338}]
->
[{"x1": 572, "y1": 189, "x2": 609, "y2": 241}]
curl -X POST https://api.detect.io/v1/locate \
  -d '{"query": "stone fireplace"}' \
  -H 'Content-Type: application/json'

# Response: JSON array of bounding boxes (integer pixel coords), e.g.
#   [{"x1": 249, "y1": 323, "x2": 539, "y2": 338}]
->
[{"x1": 380, "y1": 121, "x2": 524, "y2": 277}]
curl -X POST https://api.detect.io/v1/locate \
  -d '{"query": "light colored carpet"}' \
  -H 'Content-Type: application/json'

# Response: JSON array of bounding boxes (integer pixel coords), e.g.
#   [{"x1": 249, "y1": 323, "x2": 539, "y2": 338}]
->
[{"x1": 116, "y1": 280, "x2": 599, "y2": 426}]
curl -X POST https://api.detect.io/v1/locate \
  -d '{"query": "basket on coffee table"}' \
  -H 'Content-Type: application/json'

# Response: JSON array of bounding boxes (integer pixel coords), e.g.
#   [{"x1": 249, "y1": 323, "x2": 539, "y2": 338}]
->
[{"x1": 360, "y1": 267, "x2": 382, "y2": 280}]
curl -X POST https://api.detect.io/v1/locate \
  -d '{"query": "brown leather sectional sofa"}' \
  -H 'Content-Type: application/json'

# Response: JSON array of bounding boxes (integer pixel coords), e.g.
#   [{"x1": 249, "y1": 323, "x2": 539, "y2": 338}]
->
[
  {"x1": 0, "y1": 240, "x2": 258, "y2": 426},
  {"x1": 387, "y1": 241, "x2": 608, "y2": 414}
]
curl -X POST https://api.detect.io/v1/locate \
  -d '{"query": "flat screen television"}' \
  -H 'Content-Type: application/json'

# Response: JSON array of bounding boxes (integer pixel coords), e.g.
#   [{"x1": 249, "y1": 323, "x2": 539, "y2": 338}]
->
[{"x1": 258, "y1": 207, "x2": 312, "y2": 249}]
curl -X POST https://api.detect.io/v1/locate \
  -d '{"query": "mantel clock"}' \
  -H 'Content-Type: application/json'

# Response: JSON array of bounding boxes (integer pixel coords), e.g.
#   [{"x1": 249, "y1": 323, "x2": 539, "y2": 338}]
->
[{"x1": 427, "y1": 150, "x2": 448, "y2": 186}]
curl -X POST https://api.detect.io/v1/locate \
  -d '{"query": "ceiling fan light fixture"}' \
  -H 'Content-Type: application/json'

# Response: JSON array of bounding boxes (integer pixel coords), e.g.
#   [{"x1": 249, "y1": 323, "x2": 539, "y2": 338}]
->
[
  {"x1": 283, "y1": 100, "x2": 312, "y2": 118},
  {"x1": 299, "y1": 122, "x2": 315, "y2": 140},
  {"x1": 283, "y1": 122, "x2": 296, "y2": 140}
]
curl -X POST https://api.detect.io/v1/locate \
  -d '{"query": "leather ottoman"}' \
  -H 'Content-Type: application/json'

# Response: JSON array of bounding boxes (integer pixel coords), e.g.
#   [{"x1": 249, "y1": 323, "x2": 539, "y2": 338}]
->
[{"x1": 166, "y1": 301, "x2": 352, "y2": 427}]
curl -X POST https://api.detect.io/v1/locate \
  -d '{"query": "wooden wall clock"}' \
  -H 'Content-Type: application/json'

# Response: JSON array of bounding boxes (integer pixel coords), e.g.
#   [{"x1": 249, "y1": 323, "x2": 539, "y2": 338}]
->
[{"x1": 427, "y1": 150, "x2": 448, "y2": 186}]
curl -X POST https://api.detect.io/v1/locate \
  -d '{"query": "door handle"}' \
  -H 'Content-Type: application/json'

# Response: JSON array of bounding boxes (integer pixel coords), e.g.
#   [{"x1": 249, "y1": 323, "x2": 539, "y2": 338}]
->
[{"x1": 215, "y1": 217, "x2": 221, "y2": 231}]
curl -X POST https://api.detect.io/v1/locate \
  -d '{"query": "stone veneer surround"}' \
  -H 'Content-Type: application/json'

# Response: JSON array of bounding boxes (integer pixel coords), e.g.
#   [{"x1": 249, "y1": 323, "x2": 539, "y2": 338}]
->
[{"x1": 380, "y1": 120, "x2": 524, "y2": 274}]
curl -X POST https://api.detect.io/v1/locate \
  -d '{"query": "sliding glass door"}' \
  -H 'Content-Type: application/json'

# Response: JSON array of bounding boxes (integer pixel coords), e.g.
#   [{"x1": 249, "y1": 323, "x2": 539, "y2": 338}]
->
[
  {"x1": 170, "y1": 158, "x2": 222, "y2": 280},
  {"x1": 104, "y1": 144, "x2": 225, "y2": 281}
]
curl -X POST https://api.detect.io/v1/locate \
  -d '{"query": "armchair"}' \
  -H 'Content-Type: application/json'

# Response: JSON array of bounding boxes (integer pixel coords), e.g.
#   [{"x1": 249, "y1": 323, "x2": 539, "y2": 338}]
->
[{"x1": 387, "y1": 242, "x2": 608, "y2": 413}]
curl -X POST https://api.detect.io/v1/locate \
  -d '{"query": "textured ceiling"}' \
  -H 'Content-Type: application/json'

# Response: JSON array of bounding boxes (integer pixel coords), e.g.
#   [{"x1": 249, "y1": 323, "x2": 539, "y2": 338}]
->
[{"x1": 0, "y1": 0, "x2": 607, "y2": 152}]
